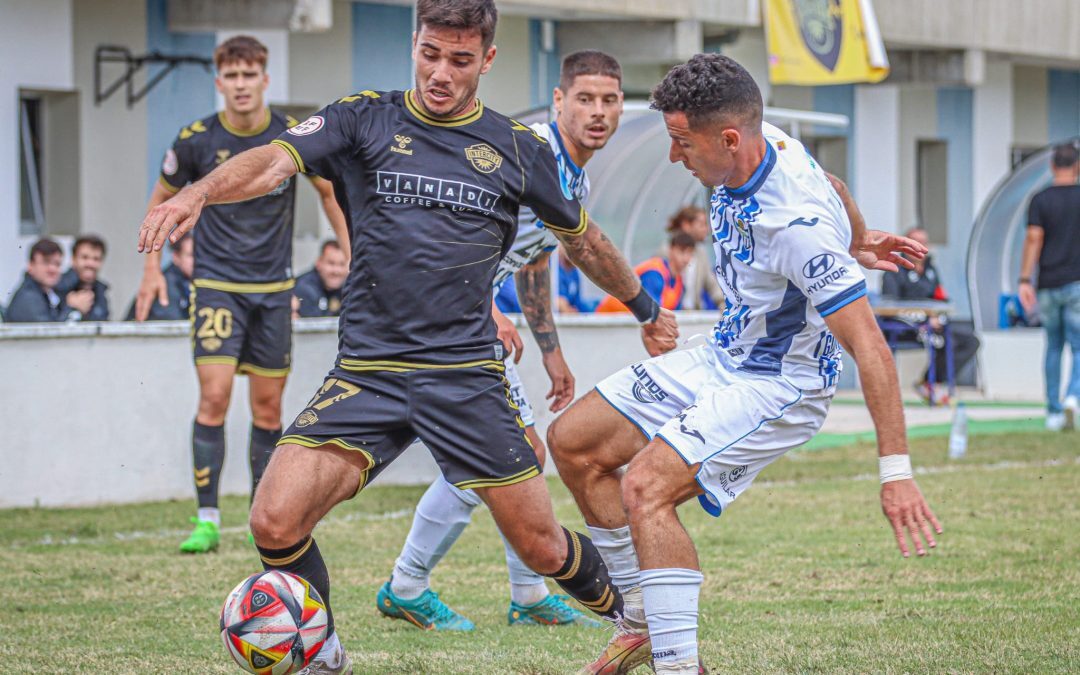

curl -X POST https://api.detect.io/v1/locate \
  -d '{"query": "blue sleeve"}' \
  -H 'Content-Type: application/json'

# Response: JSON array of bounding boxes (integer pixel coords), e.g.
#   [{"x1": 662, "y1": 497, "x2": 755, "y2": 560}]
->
[
  {"x1": 639, "y1": 270, "x2": 665, "y2": 303},
  {"x1": 87, "y1": 289, "x2": 110, "y2": 321},
  {"x1": 494, "y1": 276, "x2": 521, "y2": 313}
]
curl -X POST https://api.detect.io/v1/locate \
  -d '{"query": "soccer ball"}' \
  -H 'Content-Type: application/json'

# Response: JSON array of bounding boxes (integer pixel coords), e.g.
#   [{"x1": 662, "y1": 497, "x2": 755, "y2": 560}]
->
[{"x1": 220, "y1": 570, "x2": 329, "y2": 674}]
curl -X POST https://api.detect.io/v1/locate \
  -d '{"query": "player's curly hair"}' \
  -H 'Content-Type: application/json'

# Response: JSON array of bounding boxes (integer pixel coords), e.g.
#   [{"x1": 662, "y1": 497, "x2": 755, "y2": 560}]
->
[
  {"x1": 416, "y1": 0, "x2": 498, "y2": 50},
  {"x1": 650, "y1": 53, "x2": 762, "y2": 130}
]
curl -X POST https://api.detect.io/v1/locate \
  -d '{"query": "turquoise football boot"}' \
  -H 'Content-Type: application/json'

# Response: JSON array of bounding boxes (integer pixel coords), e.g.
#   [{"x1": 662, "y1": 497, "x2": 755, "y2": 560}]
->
[
  {"x1": 508, "y1": 594, "x2": 603, "y2": 627},
  {"x1": 376, "y1": 581, "x2": 475, "y2": 631}
]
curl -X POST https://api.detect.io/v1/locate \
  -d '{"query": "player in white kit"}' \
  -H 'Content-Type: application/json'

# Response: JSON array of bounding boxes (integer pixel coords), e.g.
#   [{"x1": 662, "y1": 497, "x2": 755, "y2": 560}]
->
[
  {"x1": 548, "y1": 54, "x2": 943, "y2": 674},
  {"x1": 376, "y1": 50, "x2": 627, "y2": 630}
]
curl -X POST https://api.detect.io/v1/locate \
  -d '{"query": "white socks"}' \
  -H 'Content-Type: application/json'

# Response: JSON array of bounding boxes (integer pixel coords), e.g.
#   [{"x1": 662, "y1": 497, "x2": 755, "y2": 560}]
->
[
  {"x1": 640, "y1": 568, "x2": 703, "y2": 668},
  {"x1": 502, "y1": 531, "x2": 549, "y2": 606},
  {"x1": 391, "y1": 475, "x2": 549, "y2": 606},
  {"x1": 197, "y1": 507, "x2": 220, "y2": 526},
  {"x1": 312, "y1": 631, "x2": 344, "y2": 666},
  {"x1": 391, "y1": 476, "x2": 480, "y2": 599},
  {"x1": 587, "y1": 525, "x2": 644, "y2": 621}
]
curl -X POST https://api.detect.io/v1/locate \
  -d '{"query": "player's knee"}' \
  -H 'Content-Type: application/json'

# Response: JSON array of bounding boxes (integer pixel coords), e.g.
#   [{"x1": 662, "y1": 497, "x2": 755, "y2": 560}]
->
[
  {"x1": 547, "y1": 416, "x2": 585, "y2": 465},
  {"x1": 621, "y1": 463, "x2": 661, "y2": 518},
  {"x1": 511, "y1": 530, "x2": 566, "y2": 576},
  {"x1": 250, "y1": 398, "x2": 283, "y2": 429},
  {"x1": 249, "y1": 502, "x2": 303, "y2": 549},
  {"x1": 198, "y1": 387, "x2": 231, "y2": 420}
]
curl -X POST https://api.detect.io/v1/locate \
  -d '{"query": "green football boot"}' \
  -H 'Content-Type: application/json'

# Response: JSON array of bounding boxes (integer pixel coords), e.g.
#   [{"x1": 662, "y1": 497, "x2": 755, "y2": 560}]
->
[
  {"x1": 178, "y1": 517, "x2": 220, "y2": 554},
  {"x1": 508, "y1": 594, "x2": 603, "y2": 627},
  {"x1": 375, "y1": 581, "x2": 475, "y2": 631}
]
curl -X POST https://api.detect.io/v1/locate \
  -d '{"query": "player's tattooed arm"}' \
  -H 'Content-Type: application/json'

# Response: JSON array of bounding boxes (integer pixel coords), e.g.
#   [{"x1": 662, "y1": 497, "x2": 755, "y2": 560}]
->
[
  {"x1": 515, "y1": 252, "x2": 559, "y2": 353},
  {"x1": 555, "y1": 219, "x2": 641, "y2": 302},
  {"x1": 138, "y1": 145, "x2": 297, "y2": 253}
]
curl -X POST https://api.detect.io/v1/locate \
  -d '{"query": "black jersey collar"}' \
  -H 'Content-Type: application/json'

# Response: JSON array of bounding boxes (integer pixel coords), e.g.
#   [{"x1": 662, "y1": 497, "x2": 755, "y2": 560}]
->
[
  {"x1": 405, "y1": 90, "x2": 484, "y2": 128},
  {"x1": 218, "y1": 109, "x2": 271, "y2": 137}
]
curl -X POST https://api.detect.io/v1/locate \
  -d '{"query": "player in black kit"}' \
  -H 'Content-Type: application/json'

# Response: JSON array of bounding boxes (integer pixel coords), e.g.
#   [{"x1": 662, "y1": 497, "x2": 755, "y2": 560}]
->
[
  {"x1": 138, "y1": 2, "x2": 678, "y2": 671},
  {"x1": 134, "y1": 36, "x2": 348, "y2": 555}
]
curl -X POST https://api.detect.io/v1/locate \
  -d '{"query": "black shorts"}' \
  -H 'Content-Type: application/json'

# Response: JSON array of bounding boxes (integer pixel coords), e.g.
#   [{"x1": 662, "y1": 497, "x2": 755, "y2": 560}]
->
[
  {"x1": 279, "y1": 359, "x2": 539, "y2": 493},
  {"x1": 190, "y1": 281, "x2": 293, "y2": 377}
]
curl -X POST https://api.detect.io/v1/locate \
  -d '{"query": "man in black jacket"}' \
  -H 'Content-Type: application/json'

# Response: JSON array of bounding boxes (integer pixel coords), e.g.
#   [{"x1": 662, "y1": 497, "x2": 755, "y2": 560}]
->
[
  {"x1": 56, "y1": 234, "x2": 110, "y2": 321},
  {"x1": 126, "y1": 235, "x2": 194, "y2": 320},
  {"x1": 5, "y1": 238, "x2": 71, "y2": 322},
  {"x1": 881, "y1": 227, "x2": 980, "y2": 402},
  {"x1": 292, "y1": 240, "x2": 347, "y2": 318}
]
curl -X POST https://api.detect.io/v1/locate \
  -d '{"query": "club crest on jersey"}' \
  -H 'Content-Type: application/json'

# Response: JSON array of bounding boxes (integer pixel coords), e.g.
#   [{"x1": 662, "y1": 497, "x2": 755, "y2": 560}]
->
[
  {"x1": 201, "y1": 337, "x2": 222, "y2": 353},
  {"x1": 391, "y1": 135, "x2": 414, "y2": 155},
  {"x1": 465, "y1": 143, "x2": 502, "y2": 174},
  {"x1": 215, "y1": 149, "x2": 231, "y2": 165},
  {"x1": 287, "y1": 115, "x2": 324, "y2": 136},
  {"x1": 162, "y1": 148, "x2": 178, "y2": 175},
  {"x1": 295, "y1": 409, "x2": 319, "y2": 428}
]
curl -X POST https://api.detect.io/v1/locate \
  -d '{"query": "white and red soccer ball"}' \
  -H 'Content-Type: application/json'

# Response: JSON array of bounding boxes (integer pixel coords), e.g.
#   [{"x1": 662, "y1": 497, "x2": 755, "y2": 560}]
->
[{"x1": 220, "y1": 571, "x2": 328, "y2": 674}]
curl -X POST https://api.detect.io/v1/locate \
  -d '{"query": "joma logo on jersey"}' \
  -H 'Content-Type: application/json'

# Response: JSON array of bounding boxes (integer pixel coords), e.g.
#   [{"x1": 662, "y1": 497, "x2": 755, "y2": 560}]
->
[
  {"x1": 376, "y1": 171, "x2": 499, "y2": 213},
  {"x1": 391, "y1": 135, "x2": 413, "y2": 155},
  {"x1": 631, "y1": 363, "x2": 668, "y2": 403},
  {"x1": 465, "y1": 143, "x2": 502, "y2": 174}
]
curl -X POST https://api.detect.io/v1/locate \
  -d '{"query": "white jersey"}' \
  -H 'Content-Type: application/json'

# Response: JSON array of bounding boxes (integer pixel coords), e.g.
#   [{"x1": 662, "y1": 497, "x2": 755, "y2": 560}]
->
[
  {"x1": 709, "y1": 122, "x2": 867, "y2": 390},
  {"x1": 492, "y1": 122, "x2": 590, "y2": 290}
]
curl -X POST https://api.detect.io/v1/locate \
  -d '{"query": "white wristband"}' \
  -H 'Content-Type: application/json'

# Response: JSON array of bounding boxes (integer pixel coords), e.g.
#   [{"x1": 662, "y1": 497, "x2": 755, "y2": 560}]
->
[{"x1": 879, "y1": 454, "x2": 913, "y2": 484}]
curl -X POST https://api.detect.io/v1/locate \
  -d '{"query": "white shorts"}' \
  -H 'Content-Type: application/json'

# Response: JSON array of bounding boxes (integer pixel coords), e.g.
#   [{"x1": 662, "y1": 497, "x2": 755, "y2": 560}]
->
[
  {"x1": 595, "y1": 345, "x2": 832, "y2": 516},
  {"x1": 504, "y1": 358, "x2": 535, "y2": 427}
]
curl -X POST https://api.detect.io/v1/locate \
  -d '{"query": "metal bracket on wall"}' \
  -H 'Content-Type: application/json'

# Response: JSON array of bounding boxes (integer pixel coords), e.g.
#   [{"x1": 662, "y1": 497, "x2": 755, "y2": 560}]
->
[{"x1": 94, "y1": 45, "x2": 212, "y2": 108}]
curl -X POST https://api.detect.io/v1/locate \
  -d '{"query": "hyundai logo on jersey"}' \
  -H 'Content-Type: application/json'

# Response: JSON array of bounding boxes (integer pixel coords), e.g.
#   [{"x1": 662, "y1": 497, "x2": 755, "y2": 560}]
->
[{"x1": 802, "y1": 253, "x2": 835, "y2": 279}]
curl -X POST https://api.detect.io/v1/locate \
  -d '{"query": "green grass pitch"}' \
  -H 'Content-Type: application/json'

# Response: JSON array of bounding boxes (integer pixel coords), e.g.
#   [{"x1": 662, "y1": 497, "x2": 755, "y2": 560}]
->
[{"x1": 1, "y1": 431, "x2": 1077, "y2": 673}]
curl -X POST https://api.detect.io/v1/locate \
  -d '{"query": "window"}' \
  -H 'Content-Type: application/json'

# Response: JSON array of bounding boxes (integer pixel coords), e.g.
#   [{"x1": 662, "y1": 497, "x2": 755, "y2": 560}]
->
[
  {"x1": 917, "y1": 139, "x2": 949, "y2": 245},
  {"x1": 18, "y1": 89, "x2": 81, "y2": 236},
  {"x1": 803, "y1": 136, "x2": 849, "y2": 184},
  {"x1": 19, "y1": 96, "x2": 44, "y2": 235}
]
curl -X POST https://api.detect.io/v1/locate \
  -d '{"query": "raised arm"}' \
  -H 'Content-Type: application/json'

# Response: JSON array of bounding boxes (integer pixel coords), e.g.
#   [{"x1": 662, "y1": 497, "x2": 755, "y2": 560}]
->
[
  {"x1": 555, "y1": 219, "x2": 678, "y2": 356},
  {"x1": 137, "y1": 144, "x2": 297, "y2": 254},
  {"x1": 823, "y1": 297, "x2": 942, "y2": 558},
  {"x1": 515, "y1": 251, "x2": 574, "y2": 411}
]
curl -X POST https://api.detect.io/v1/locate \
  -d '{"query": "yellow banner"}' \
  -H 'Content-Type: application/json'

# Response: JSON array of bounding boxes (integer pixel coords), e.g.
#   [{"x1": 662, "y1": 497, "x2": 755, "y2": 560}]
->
[{"x1": 765, "y1": 0, "x2": 889, "y2": 85}]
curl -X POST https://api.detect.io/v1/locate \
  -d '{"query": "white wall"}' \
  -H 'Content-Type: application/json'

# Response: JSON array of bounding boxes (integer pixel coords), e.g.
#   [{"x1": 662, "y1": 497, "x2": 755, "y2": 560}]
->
[
  {"x1": 853, "y1": 84, "x2": 900, "y2": 235},
  {"x1": 972, "y1": 59, "x2": 1015, "y2": 211},
  {"x1": 73, "y1": 0, "x2": 148, "y2": 319},
  {"x1": 0, "y1": 314, "x2": 719, "y2": 508},
  {"x1": 0, "y1": 0, "x2": 74, "y2": 302},
  {"x1": 897, "y1": 85, "x2": 938, "y2": 234},
  {"x1": 478, "y1": 15, "x2": 531, "y2": 114}
]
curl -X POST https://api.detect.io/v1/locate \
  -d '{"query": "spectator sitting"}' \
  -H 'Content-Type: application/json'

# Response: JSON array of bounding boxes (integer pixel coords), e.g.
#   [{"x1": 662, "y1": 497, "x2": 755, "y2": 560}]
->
[
  {"x1": 596, "y1": 230, "x2": 697, "y2": 312},
  {"x1": 56, "y1": 234, "x2": 110, "y2": 321},
  {"x1": 126, "y1": 234, "x2": 194, "y2": 320},
  {"x1": 881, "y1": 227, "x2": 980, "y2": 403},
  {"x1": 293, "y1": 240, "x2": 348, "y2": 318},
  {"x1": 556, "y1": 244, "x2": 597, "y2": 313},
  {"x1": 665, "y1": 206, "x2": 723, "y2": 310},
  {"x1": 5, "y1": 238, "x2": 72, "y2": 322}
]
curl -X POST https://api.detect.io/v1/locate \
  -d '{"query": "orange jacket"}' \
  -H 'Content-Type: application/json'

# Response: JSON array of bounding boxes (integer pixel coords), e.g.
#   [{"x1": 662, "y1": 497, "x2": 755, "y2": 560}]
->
[{"x1": 596, "y1": 257, "x2": 684, "y2": 313}]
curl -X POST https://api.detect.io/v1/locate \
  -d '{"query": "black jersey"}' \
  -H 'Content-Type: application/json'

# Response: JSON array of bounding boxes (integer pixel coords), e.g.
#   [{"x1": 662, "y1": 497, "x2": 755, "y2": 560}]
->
[
  {"x1": 272, "y1": 89, "x2": 587, "y2": 366},
  {"x1": 160, "y1": 109, "x2": 299, "y2": 288}
]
